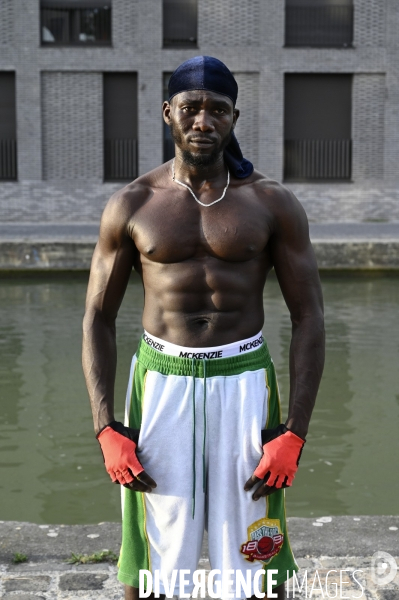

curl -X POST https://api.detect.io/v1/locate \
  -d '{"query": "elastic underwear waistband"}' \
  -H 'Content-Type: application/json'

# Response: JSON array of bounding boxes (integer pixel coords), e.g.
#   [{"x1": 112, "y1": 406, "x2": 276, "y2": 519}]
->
[{"x1": 142, "y1": 330, "x2": 264, "y2": 359}]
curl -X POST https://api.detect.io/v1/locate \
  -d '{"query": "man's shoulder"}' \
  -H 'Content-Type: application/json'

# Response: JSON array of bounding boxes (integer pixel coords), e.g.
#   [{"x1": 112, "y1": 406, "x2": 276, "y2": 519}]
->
[
  {"x1": 239, "y1": 170, "x2": 301, "y2": 215},
  {"x1": 105, "y1": 163, "x2": 171, "y2": 216}
]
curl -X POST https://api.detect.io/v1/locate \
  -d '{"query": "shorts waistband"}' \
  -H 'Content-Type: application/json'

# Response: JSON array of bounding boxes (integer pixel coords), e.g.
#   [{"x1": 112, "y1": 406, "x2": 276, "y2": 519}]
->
[
  {"x1": 142, "y1": 330, "x2": 265, "y2": 359},
  {"x1": 137, "y1": 332, "x2": 271, "y2": 377}
]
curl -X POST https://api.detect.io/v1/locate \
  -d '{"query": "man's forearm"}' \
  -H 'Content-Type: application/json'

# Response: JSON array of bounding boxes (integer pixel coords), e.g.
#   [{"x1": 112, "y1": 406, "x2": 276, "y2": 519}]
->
[
  {"x1": 285, "y1": 313, "x2": 325, "y2": 439},
  {"x1": 82, "y1": 309, "x2": 117, "y2": 435}
]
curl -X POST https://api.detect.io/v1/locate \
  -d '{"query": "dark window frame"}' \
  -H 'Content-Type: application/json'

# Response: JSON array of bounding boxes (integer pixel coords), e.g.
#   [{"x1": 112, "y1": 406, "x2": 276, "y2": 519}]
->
[
  {"x1": 40, "y1": 1, "x2": 112, "y2": 47},
  {"x1": 163, "y1": 0, "x2": 198, "y2": 49},
  {"x1": 103, "y1": 72, "x2": 138, "y2": 183},
  {"x1": 285, "y1": 2, "x2": 354, "y2": 48},
  {"x1": 284, "y1": 73, "x2": 353, "y2": 183},
  {"x1": 0, "y1": 72, "x2": 18, "y2": 182}
]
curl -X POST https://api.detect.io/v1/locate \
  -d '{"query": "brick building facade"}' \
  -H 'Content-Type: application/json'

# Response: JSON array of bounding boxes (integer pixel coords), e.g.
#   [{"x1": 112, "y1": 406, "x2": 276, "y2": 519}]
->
[{"x1": 0, "y1": 0, "x2": 398, "y2": 223}]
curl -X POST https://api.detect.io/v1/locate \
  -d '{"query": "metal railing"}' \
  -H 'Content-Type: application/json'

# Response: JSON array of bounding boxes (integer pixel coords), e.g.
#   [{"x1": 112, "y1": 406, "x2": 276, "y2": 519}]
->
[
  {"x1": 163, "y1": 0, "x2": 197, "y2": 48},
  {"x1": 284, "y1": 139, "x2": 351, "y2": 180},
  {"x1": 0, "y1": 139, "x2": 17, "y2": 181},
  {"x1": 41, "y1": 4, "x2": 111, "y2": 46},
  {"x1": 285, "y1": 5, "x2": 353, "y2": 47},
  {"x1": 104, "y1": 139, "x2": 137, "y2": 181}
]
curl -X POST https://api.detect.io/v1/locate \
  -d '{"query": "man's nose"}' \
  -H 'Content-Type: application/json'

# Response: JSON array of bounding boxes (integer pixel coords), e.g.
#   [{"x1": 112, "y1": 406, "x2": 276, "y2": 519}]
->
[{"x1": 193, "y1": 110, "x2": 215, "y2": 131}]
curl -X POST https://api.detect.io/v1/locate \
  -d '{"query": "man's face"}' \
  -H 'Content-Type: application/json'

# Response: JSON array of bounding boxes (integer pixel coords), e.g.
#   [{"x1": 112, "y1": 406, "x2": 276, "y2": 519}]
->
[{"x1": 163, "y1": 90, "x2": 239, "y2": 167}]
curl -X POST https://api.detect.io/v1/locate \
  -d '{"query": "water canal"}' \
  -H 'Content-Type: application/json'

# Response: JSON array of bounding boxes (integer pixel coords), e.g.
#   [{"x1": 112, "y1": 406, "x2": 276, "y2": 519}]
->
[{"x1": 0, "y1": 273, "x2": 398, "y2": 524}]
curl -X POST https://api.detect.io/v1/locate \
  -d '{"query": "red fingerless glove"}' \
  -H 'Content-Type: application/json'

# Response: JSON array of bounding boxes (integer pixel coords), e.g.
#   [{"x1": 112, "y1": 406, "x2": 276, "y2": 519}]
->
[
  {"x1": 97, "y1": 421, "x2": 144, "y2": 485},
  {"x1": 254, "y1": 424, "x2": 305, "y2": 488}
]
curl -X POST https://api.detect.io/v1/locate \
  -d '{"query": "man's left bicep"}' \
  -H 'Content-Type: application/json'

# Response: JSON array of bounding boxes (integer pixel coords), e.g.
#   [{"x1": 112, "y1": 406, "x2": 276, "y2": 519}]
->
[{"x1": 269, "y1": 200, "x2": 323, "y2": 321}]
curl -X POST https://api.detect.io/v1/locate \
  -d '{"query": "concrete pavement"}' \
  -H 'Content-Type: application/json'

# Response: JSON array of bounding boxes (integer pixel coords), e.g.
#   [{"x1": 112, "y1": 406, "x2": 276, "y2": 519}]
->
[
  {"x1": 1, "y1": 222, "x2": 399, "y2": 241},
  {"x1": 0, "y1": 516, "x2": 398, "y2": 599}
]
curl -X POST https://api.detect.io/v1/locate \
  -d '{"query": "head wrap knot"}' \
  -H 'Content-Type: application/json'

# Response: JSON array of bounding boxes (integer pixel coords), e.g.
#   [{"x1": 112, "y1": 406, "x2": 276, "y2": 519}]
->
[{"x1": 168, "y1": 56, "x2": 254, "y2": 179}]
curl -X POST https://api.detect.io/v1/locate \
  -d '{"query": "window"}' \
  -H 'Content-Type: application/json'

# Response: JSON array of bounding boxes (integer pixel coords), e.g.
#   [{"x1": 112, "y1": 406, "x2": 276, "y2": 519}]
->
[
  {"x1": 163, "y1": 0, "x2": 197, "y2": 48},
  {"x1": 163, "y1": 73, "x2": 175, "y2": 163},
  {"x1": 285, "y1": 0, "x2": 353, "y2": 48},
  {"x1": 0, "y1": 73, "x2": 17, "y2": 181},
  {"x1": 103, "y1": 73, "x2": 138, "y2": 182},
  {"x1": 284, "y1": 74, "x2": 352, "y2": 181},
  {"x1": 41, "y1": 0, "x2": 111, "y2": 46}
]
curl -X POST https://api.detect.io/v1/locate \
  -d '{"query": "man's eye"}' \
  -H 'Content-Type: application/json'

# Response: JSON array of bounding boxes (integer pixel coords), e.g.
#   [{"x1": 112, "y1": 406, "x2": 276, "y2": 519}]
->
[{"x1": 214, "y1": 109, "x2": 226, "y2": 115}]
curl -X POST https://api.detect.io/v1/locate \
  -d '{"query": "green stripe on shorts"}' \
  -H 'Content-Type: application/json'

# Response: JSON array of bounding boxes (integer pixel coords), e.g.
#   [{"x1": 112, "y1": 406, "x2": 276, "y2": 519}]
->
[
  {"x1": 118, "y1": 359, "x2": 151, "y2": 588},
  {"x1": 263, "y1": 362, "x2": 298, "y2": 589}
]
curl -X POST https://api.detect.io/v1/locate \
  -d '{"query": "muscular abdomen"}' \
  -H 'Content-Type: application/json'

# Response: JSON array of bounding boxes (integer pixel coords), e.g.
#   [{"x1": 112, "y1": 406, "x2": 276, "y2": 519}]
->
[{"x1": 140, "y1": 252, "x2": 271, "y2": 347}]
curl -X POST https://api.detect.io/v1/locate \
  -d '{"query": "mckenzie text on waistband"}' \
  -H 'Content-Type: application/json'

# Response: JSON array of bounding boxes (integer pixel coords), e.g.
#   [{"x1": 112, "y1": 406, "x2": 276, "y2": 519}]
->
[{"x1": 142, "y1": 330, "x2": 264, "y2": 359}]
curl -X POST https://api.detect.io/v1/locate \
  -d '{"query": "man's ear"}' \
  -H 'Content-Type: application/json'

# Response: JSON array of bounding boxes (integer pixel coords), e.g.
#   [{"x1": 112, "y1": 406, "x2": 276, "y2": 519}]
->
[
  {"x1": 232, "y1": 108, "x2": 240, "y2": 128},
  {"x1": 162, "y1": 101, "x2": 172, "y2": 125}
]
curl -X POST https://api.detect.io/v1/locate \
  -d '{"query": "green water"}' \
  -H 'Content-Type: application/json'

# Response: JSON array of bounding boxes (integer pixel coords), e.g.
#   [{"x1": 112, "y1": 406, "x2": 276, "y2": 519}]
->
[{"x1": 0, "y1": 273, "x2": 398, "y2": 524}]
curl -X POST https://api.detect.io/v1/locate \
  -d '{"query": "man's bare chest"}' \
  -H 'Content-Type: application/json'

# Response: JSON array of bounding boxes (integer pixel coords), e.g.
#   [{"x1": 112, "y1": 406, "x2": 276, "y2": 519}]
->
[{"x1": 131, "y1": 190, "x2": 272, "y2": 264}]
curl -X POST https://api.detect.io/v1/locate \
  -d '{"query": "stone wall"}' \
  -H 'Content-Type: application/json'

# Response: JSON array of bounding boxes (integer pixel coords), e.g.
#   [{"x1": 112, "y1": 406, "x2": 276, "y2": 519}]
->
[
  {"x1": 353, "y1": 0, "x2": 386, "y2": 48},
  {"x1": 0, "y1": 0, "x2": 14, "y2": 47},
  {"x1": 1, "y1": 180, "x2": 398, "y2": 224},
  {"x1": 41, "y1": 73, "x2": 103, "y2": 181},
  {"x1": 352, "y1": 74, "x2": 386, "y2": 181},
  {"x1": 234, "y1": 73, "x2": 260, "y2": 169},
  {"x1": 291, "y1": 184, "x2": 399, "y2": 223},
  {"x1": 199, "y1": 0, "x2": 261, "y2": 48}
]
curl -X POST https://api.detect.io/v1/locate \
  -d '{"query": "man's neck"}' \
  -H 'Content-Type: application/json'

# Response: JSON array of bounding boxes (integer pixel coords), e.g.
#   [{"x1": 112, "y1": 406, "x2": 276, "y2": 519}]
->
[{"x1": 172, "y1": 152, "x2": 227, "y2": 191}]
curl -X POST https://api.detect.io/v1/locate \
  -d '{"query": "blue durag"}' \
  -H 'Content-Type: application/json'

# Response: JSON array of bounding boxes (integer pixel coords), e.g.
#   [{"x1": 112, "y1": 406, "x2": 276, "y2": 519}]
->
[{"x1": 168, "y1": 56, "x2": 254, "y2": 179}]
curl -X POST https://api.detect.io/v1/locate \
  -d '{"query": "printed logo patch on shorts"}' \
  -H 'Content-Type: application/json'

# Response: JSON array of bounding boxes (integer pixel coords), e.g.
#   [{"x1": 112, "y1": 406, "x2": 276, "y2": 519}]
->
[{"x1": 240, "y1": 518, "x2": 284, "y2": 564}]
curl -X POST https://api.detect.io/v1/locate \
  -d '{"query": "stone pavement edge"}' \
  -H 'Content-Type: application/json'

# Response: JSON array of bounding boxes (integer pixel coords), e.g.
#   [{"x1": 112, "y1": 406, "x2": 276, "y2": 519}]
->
[{"x1": 0, "y1": 517, "x2": 398, "y2": 599}]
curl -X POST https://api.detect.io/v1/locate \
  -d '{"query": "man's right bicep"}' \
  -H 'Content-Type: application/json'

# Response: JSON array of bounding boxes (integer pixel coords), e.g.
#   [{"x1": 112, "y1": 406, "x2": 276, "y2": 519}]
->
[
  {"x1": 87, "y1": 244, "x2": 135, "y2": 321},
  {"x1": 85, "y1": 214, "x2": 136, "y2": 321}
]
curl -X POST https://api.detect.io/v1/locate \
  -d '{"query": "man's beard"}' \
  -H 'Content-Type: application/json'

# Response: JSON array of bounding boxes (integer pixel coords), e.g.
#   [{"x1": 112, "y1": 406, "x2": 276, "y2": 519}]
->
[
  {"x1": 182, "y1": 147, "x2": 220, "y2": 167},
  {"x1": 169, "y1": 122, "x2": 233, "y2": 167}
]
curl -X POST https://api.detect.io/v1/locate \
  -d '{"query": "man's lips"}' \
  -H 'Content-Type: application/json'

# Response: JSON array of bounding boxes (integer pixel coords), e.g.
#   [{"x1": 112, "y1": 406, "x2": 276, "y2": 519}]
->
[{"x1": 189, "y1": 138, "x2": 216, "y2": 146}]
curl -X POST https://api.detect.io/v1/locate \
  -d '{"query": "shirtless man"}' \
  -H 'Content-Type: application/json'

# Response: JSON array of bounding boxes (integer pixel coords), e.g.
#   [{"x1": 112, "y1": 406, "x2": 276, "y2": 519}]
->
[{"x1": 83, "y1": 56, "x2": 325, "y2": 600}]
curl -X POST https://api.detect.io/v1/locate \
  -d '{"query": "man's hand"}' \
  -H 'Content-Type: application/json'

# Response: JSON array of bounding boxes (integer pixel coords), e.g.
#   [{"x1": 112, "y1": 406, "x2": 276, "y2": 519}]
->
[
  {"x1": 244, "y1": 424, "x2": 305, "y2": 500},
  {"x1": 97, "y1": 421, "x2": 157, "y2": 493}
]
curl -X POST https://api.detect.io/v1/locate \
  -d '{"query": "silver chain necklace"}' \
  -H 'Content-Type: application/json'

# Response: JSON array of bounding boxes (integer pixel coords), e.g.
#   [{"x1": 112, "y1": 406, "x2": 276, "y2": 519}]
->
[{"x1": 172, "y1": 159, "x2": 230, "y2": 207}]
